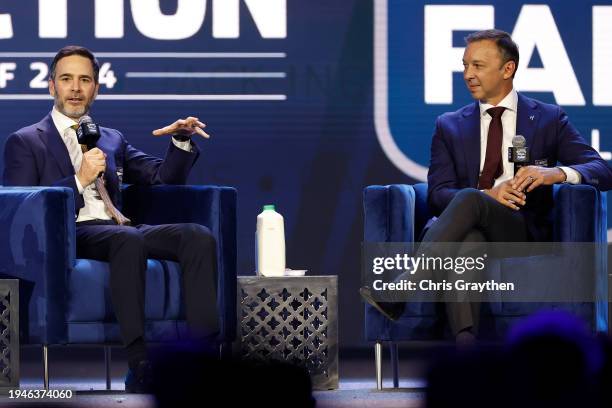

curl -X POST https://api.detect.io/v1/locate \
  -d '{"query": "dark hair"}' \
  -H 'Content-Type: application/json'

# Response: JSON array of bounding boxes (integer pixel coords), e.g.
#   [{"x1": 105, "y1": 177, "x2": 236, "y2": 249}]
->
[
  {"x1": 465, "y1": 29, "x2": 519, "y2": 77},
  {"x1": 49, "y1": 45, "x2": 100, "y2": 84}
]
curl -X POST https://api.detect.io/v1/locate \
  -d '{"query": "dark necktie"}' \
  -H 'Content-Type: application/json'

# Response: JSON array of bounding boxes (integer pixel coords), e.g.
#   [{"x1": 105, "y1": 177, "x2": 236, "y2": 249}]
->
[
  {"x1": 477, "y1": 107, "x2": 506, "y2": 190},
  {"x1": 71, "y1": 124, "x2": 131, "y2": 225},
  {"x1": 93, "y1": 177, "x2": 131, "y2": 226}
]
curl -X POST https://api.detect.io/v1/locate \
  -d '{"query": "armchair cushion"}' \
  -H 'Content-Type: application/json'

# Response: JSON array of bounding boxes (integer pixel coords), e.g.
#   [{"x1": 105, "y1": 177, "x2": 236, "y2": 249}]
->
[{"x1": 67, "y1": 259, "x2": 166, "y2": 322}]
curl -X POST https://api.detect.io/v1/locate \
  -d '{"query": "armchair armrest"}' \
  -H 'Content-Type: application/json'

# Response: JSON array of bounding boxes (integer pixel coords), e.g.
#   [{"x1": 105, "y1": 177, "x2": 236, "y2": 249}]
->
[
  {"x1": 553, "y1": 184, "x2": 608, "y2": 331},
  {"x1": 363, "y1": 185, "x2": 416, "y2": 243},
  {"x1": 0, "y1": 187, "x2": 75, "y2": 344},
  {"x1": 552, "y1": 184, "x2": 607, "y2": 243},
  {"x1": 121, "y1": 184, "x2": 237, "y2": 341}
]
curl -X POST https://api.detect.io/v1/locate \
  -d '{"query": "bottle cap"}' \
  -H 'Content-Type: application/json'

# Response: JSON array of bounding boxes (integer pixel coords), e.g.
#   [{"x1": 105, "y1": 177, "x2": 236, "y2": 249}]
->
[{"x1": 263, "y1": 204, "x2": 275, "y2": 211}]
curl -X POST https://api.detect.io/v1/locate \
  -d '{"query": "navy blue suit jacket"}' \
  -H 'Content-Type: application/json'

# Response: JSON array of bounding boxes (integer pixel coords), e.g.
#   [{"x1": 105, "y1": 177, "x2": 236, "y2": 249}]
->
[
  {"x1": 2, "y1": 113, "x2": 200, "y2": 214},
  {"x1": 427, "y1": 93, "x2": 612, "y2": 241}
]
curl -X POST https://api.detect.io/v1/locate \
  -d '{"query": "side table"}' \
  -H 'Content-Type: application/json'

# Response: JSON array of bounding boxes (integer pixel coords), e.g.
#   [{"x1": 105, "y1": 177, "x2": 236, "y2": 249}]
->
[
  {"x1": 0, "y1": 279, "x2": 19, "y2": 393},
  {"x1": 237, "y1": 275, "x2": 338, "y2": 390}
]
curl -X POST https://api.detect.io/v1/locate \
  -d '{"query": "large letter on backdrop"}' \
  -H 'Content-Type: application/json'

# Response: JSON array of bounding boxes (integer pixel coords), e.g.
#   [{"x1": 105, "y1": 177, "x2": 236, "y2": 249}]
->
[
  {"x1": 512, "y1": 5, "x2": 585, "y2": 105},
  {"x1": 424, "y1": 5, "x2": 494, "y2": 104},
  {"x1": 131, "y1": 0, "x2": 206, "y2": 40},
  {"x1": 213, "y1": 0, "x2": 287, "y2": 39}
]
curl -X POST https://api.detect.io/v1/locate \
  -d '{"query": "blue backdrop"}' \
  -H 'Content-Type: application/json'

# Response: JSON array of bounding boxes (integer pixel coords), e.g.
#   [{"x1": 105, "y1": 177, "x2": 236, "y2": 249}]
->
[{"x1": 0, "y1": 0, "x2": 610, "y2": 348}]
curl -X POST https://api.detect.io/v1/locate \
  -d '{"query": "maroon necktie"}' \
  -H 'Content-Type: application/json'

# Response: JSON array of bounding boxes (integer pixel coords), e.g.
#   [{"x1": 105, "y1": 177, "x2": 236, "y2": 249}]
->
[
  {"x1": 94, "y1": 177, "x2": 131, "y2": 226},
  {"x1": 477, "y1": 107, "x2": 506, "y2": 189}
]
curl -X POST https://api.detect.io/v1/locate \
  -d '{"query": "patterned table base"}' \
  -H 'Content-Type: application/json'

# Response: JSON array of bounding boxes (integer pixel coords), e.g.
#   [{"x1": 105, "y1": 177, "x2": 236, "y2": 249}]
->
[
  {"x1": 237, "y1": 276, "x2": 338, "y2": 390},
  {"x1": 0, "y1": 279, "x2": 19, "y2": 393}
]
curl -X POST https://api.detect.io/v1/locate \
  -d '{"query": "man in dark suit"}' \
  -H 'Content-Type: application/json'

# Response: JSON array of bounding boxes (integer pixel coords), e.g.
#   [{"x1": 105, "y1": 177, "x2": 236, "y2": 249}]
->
[
  {"x1": 361, "y1": 29, "x2": 612, "y2": 345},
  {"x1": 2, "y1": 46, "x2": 218, "y2": 392}
]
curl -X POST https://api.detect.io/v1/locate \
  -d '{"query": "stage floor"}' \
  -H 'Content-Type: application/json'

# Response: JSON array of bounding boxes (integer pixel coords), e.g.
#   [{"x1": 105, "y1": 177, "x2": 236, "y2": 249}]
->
[{"x1": 0, "y1": 345, "x2": 432, "y2": 407}]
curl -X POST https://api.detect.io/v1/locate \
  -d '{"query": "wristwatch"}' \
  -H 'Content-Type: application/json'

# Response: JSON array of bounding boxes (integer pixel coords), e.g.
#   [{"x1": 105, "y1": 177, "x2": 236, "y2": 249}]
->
[{"x1": 556, "y1": 166, "x2": 569, "y2": 183}]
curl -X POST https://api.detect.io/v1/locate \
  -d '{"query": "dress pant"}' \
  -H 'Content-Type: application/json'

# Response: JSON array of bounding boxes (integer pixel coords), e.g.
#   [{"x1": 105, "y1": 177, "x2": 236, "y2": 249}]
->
[
  {"x1": 402, "y1": 189, "x2": 530, "y2": 334},
  {"x1": 76, "y1": 220, "x2": 219, "y2": 345}
]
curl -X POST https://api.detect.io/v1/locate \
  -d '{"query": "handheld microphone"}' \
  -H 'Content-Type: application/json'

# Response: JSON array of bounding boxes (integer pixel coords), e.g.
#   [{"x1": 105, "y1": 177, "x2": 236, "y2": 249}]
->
[
  {"x1": 76, "y1": 115, "x2": 101, "y2": 151},
  {"x1": 76, "y1": 115, "x2": 105, "y2": 179},
  {"x1": 508, "y1": 135, "x2": 530, "y2": 174}
]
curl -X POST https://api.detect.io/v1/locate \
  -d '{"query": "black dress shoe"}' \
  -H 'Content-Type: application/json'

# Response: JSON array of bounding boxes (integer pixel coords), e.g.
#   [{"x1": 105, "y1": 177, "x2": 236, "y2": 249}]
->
[
  {"x1": 359, "y1": 286, "x2": 405, "y2": 321},
  {"x1": 455, "y1": 329, "x2": 477, "y2": 350},
  {"x1": 125, "y1": 360, "x2": 154, "y2": 394}
]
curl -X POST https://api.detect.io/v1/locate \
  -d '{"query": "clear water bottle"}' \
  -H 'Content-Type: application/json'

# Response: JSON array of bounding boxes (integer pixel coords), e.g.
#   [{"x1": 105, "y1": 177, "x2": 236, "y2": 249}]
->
[{"x1": 256, "y1": 205, "x2": 286, "y2": 277}]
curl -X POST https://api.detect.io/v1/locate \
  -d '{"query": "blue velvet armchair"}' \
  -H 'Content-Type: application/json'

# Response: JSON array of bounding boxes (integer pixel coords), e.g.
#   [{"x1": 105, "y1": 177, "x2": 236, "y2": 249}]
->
[
  {"x1": 0, "y1": 184, "x2": 237, "y2": 388},
  {"x1": 363, "y1": 183, "x2": 608, "y2": 389}
]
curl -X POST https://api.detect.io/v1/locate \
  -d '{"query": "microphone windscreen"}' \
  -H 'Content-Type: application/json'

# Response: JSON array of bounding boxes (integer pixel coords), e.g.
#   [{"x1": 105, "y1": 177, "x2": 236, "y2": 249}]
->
[
  {"x1": 512, "y1": 135, "x2": 526, "y2": 148},
  {"x1": 78, "y1": 115, "x2": 93, "y2": 126}
]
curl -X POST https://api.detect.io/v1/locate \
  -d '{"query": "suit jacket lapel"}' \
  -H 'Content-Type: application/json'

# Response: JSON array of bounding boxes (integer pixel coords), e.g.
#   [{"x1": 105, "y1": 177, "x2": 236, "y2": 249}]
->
[
  {"x1": 37, "y1": 113, "x2": 74, "y2": 178},
  {"x1": 516, "y1": 93, "x2": 539, "y2": 153},
  {"x1": 459, "y1": 101, "x2": 481, "y2": 188}
]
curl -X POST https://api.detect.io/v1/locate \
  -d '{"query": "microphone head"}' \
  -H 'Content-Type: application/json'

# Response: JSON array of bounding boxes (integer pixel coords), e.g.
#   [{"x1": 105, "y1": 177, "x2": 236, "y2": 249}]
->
[
  {"x1": 512, "y1": 135, "x2": 526, "y2": 148},
  {"x1": 78, "y1": 115, "x2": 93, "y2": 126},
  {"x1": 76, "y1": 115, "x2": 100, "y2": 150}
]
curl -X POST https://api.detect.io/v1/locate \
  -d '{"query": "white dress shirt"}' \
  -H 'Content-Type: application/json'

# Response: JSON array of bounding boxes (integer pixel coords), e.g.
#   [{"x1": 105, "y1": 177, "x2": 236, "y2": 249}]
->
[
  {"x1": 478, "y1": 89, "x2": 580, "y2": 188},
  {"x1": 51, "y1": 107, "x2": 110, "y2": 222},
  {"x1": 50, "y1": 108, "x2": 193, "y2": 222}
]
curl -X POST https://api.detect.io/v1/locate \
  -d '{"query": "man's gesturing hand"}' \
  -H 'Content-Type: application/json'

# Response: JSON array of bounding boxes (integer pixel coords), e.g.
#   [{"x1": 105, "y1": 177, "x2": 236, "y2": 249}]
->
[
  {"x1": 512, "y1": 165, "x2": 566, "y2": 193},
  {"x1": 77, "y1": 148, "x2": 106, "y2": 187},
  {"x1": 483, "y1": 180, "x2": 526, "y2": 211},
  {"x1": 151, "y1": 116, "x2": 209, "y2": 139}
]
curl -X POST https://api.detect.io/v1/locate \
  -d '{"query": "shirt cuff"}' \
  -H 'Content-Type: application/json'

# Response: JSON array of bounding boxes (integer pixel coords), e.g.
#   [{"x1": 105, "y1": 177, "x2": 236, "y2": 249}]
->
[
  {"x1": 172, "y1": 137, "x2": 193, "y2": 152},
  {"x1": 74, "y1": 175, "x2": 85, "y2": 194},
  {"x1": 558, "y1": 166, "x2": 582, "y2": 184}
]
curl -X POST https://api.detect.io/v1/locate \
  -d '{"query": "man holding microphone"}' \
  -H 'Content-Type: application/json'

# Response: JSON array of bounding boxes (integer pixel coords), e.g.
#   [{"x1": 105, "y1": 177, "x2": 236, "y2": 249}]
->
[{"x1": 3, "y1": 45, "x2": 218, "y2": 393}]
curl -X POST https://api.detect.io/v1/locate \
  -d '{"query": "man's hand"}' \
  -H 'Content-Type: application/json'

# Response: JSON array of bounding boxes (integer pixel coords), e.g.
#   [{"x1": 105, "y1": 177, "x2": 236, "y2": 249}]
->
[
  {"x1": 512, "y1": 166, "x2": 566, "y2": 193},
  {"x1": 151, "y1": 116, "x2": 209, "y2": 139},
  {"x1": 483, "y1": 180, "x2": 526, "y2": 211},
  {"x1": 77, "y1": 148, "x2": 106, "y2": 187}
]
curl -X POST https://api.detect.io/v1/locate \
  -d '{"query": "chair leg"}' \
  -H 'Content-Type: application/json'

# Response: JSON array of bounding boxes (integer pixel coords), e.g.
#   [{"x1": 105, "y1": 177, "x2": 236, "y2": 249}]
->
[
  {"x1": 42, "y1": 345, "x2": 49, "y2": 390},
  {"x1": 104, "y1": 346, "x2": 112, "y2": 390},
  {"x1": 375, "y1": 341, "x2": 383, "y2": 390},
  {"x1": 219, "y1": 341, "x2": 233, "y2": 360},
  {"x1": 390, "y1": 342, "x2": 399, "y2": 388}
]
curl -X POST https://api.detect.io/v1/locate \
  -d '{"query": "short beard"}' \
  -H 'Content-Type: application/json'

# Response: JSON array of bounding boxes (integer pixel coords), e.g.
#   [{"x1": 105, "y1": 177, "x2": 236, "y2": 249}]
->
[{"x1": 54, "y1": 95, "x2": 91, "y2": 120}]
